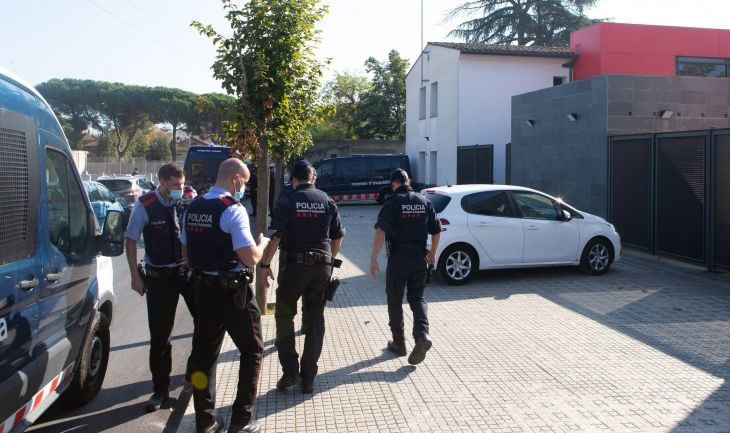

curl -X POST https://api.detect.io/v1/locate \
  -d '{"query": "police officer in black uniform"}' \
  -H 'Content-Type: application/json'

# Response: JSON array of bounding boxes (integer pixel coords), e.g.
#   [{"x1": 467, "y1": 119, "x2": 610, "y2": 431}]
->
[
  {"x1": 259, "y1": 159, "x2": 345, "y2": 394},
  {"x1": 369, "y1": 169, "x2": 441, "y2": 365},
  {"x1": 124, "y1": 163, "x2": 196, "y2": 412},
  {"x1": 182, "y1": 158, "x2": 269, "y2": 433}
]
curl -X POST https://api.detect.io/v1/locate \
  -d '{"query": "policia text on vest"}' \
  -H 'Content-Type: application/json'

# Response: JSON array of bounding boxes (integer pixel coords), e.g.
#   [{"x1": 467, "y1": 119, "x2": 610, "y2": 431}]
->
[
  {"x1": 259, "y1": 159, "x2": 346, "y2": 395},
  {"x1": 181, "y1": 158, "x2": 270, "y2": 433},
  {"x1": 370, "y1": 168, "x2": 441, "y2": 366}
]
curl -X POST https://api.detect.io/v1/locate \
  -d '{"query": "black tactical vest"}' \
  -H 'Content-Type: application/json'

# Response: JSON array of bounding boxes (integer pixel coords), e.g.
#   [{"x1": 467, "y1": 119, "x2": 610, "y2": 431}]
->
[
  {"x1": 386, "y1": 186, "x2": 432, "y2": 250},
  {"x1": 185, "y1": 195, "x2": 240, "y2": 272},
  {"x1": 140, "y1": 191, "x2": 183, "y2": 266},
  {"x1": 280, "y1": 184, "x2": 333, "y2": 254}
]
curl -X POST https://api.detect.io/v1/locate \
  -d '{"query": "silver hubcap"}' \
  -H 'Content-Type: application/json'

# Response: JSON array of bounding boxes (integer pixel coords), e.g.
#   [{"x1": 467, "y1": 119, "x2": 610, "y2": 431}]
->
[
  {"x1": 89, "y1": 335, "x2": 102, "y2": 377},
  {"x1": 445, "y1": 251, "x2": 472, "y2": 281},
  {"x1": 589, "y1": 244, "x2": 610, "y2": 271}
]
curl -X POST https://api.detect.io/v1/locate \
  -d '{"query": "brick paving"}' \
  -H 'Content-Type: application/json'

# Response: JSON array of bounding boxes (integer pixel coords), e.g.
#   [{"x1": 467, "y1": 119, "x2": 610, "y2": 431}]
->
[{"x1": 179, "y1": 205, "x2": 730, "y2": 433}]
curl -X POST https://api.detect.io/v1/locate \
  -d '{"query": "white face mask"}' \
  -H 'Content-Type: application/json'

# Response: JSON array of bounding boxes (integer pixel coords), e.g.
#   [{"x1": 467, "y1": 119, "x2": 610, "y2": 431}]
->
[{"x1": 234, "y1": 179, "x2": 245, "y2": 201}]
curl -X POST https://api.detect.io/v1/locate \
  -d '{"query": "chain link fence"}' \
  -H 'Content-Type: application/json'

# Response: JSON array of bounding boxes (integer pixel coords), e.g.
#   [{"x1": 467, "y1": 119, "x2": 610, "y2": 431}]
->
[{"x1": 83, "y1": 157, "x2": 186, "y2": 182}]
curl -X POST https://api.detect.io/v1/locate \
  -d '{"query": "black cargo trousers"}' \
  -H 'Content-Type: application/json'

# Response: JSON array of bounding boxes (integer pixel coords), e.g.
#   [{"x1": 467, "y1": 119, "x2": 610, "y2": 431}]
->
[
  {"x1": 145, "y1": 269, "x2": 196, "y2": 395},
  {"x1": 275, "y1": 260, "x2": 331, "y2": 381},
  {"x1": 385, "y1": 246, "x2": 429, "y2": 343},
  {"x1": 191, "y1": 275, "x2": 263, "y2": 428}
]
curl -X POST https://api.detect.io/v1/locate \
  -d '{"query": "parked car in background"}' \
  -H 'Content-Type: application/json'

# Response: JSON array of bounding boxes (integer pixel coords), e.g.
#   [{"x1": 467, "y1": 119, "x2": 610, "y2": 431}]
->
[
  {"x1": 314, "y1": 154, "x2": 411, "y2": 204},
  {"x1": 423, "y1": 185, "x2": 621, "y2": 285},
  {"x1": 0, "y1": 66, "x2": 124, "y2": 432},
  {"x1": 84, "y1": 181, "x2": 125, "y2": 229},
  {"x1": 183, "y1": 145, "x2": 230, "y2": 194},
  {"x1": 96, "y1": 175, "x2": 155, "y2": 218}
]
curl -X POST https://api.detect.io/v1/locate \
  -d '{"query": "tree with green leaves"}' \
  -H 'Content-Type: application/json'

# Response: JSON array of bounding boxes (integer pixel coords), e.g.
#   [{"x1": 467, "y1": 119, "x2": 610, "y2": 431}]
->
[
  {"x1": 151, "y1": 87, "x2": 197, "y2": 159},
  {"x1": 312, "y1": 72, "x2": 371, "y2": 139},
  {"x1": 448, "y1": 0, "x2": 599, "y2": 47},
  {"x1": 355, "y1": 50, "x2": 408, "y2": 140},
  {"x1": 194, "y1": 92, "x2": 237, "y2": 143},
  {"x1": 192, "y1": 0, "x2": 327, "y2": 308}
]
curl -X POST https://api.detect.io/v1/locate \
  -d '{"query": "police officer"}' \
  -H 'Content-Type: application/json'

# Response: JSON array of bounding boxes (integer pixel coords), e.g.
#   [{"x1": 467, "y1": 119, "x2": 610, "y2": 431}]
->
[
  {"x1": 259, "y1": 159, "x2": 345, "y2": 394},
  {"x1": 124, "y1": 163, "x2": 196, "y2": 412},
  {"x1": 369, "y1": 169, "x2": 441, "y2": 365},
  {"x1": 182, "y1": 158, "x2": 268, "y2": 433}
]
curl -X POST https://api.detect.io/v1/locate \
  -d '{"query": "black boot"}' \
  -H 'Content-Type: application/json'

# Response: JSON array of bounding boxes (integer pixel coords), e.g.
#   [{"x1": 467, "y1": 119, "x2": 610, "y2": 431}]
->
[
  {"x1": 144, "y1": 392, "x2": 168, "y2": 412},
  {"x1": 276, "y1": 373, "x2": 299, "y2": 390},
  {"x1": 408, "y1": 336, "x2": 432, "y2": 365},
  {"x1": 300, "y1": 374, "x2": 314, "y2": 394},
  {"x1": 386, "y1": 340, "x2": 407, "y2": 357},
  {"x1": 228, "y1": 420, "x2": 261, "y2": 433}
]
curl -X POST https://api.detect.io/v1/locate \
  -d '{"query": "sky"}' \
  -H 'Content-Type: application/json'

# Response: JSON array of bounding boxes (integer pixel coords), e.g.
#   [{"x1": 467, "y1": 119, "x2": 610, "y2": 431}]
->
[{"x1": 1, "y1": 0, "x2": 729, "y2": 95}]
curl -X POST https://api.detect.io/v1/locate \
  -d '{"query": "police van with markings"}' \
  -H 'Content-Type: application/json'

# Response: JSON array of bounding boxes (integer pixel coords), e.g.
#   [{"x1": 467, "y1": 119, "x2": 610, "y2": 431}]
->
[
  {"x1": 0, "y1": 68, "x2": 124, "y2": 432},
  {"x1": 313, "y1": 154, "x2": 411, "y2": 204}
]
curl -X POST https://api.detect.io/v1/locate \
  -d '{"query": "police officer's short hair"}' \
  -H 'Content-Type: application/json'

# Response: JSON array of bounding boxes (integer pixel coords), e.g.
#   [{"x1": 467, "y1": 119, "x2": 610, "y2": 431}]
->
[
  {"x1": 390, "y1": 168, "x2": 409, "y2": 185},
  {"x1": 216, "y1": 158, "x2": 248, "y2": 183},
  {"x1": 158, "y1": 163, "x2": 184, "y2": 181}
]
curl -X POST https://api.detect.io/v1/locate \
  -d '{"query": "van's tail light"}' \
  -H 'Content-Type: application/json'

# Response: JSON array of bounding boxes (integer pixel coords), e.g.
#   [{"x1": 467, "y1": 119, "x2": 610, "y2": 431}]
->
[
  {"x1": 121, "y1": 190, "x2": 140, "y2": 198},
  {"x1": 439, "y1": 218, "x2": 450, "y2": 225}
]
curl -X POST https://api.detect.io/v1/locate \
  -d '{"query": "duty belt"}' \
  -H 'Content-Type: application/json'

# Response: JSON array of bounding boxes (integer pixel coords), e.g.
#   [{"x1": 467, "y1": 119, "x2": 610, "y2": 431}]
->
[
  {"x1": 287, "y1": 251, "x2": 341, "y2": 267},
  {"x1": 145, "y1": 265, "x2": 186, "y2": 278}
]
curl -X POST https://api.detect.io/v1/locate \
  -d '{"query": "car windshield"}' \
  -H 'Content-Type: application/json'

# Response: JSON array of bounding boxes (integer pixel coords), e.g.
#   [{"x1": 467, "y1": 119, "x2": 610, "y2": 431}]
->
[
  {"x1": 98, "y1": 179, "x2": 132, "y2": 191},
  {"x1": 424, "y1": 193, "x2": 451, "y2": 213}
]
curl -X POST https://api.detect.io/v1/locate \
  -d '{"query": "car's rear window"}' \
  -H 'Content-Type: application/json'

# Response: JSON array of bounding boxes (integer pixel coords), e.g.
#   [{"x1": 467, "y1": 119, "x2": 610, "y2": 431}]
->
[
  {"x1": 424, "y1": 193, "x2": 451, "y2": 213},
  {"x1": 98, "y1": 179, "x2": 132, "y2": 191}
]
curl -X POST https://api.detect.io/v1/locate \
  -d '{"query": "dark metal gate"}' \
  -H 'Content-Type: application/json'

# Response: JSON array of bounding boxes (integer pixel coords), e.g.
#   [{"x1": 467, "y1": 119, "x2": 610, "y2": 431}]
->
[
  {"x1": 609, "y1": 137, "x2": 652, "y2": 249},
  {"x1": 656, "y1": 135, "x2": 706, "y2": 261},
  {"x1": 609, "y1": 129, "x2": 729, "y2": 270},
  {"x1": 457, "y1": 145, "x2": 493, "y2": 184},
  {"x1": 715, "y1": 133, "x2": 730, "y2": 269}
]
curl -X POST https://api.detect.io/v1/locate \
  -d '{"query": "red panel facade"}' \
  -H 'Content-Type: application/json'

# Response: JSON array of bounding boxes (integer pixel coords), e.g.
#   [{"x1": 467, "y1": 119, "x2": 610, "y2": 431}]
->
[{"x1": 571, "y1": 23, "x2": 730, "y2": 80}]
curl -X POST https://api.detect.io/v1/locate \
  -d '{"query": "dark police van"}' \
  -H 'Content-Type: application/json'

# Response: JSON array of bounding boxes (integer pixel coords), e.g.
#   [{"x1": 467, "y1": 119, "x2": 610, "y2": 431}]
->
[
  {"x1": 0, "y1": 68, "x2": 124, "y2": 432},
  {"x1": 183, "y1": 145, "x2": 231, "y2": 194},
  {"x1": 314, "y1": 154, "x2": 411, "y2": 204}
]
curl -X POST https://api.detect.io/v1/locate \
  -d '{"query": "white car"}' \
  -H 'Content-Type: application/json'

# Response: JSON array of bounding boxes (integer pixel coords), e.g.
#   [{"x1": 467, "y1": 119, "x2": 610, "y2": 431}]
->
[{"x1": 423, "y1": 185, "x2": 621, "y2": 285}]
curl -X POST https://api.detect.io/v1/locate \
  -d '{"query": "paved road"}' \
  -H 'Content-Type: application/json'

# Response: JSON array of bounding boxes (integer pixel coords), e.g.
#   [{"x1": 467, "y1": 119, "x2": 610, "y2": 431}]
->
[{"x1": 29, "y1": 247, "x2": 194, "y2": 433}]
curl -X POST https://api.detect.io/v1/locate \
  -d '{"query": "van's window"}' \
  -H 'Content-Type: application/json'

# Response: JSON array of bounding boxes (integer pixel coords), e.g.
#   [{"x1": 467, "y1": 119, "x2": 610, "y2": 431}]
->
[
  {"x1": 371, "y1": 158, "x2": 394, "y2": 178},
  {"x1": 0, "y1": 126, "x2": 32, "y2": 263},
  {"x1": 85, "y1": 183, "x2": 101, "y2": 202},
  {"x1": 339, "y1": 159, "x2": 367, "y2": 179},
  {"x1": 424, "y1": 193, "x2": 451, "y2": 213},
  {"x1": 98, "y1": 179, "x2": 132, "y2": 191},
  {"x1": 317, "y1": 161, "x2": 334, "y2": 184},
  {"x1": 47, "y1": 150, "x2": 90, "y2": 256},
  {"x1": 189, "y1": 159, "x2": 206, "y2": 177},
  {"x1": 98, "y1": 183, "x2": 116, "y2": 202}
]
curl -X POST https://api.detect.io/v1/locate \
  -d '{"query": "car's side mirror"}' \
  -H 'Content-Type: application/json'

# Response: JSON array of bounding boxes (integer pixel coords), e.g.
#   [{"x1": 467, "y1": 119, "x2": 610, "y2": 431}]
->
[
  {"x1": 99, "y1": 209, "x2": 124, "y2": 256},
  {"x1": 558, "y1": 209, "x2": 572, "y2": 221}
]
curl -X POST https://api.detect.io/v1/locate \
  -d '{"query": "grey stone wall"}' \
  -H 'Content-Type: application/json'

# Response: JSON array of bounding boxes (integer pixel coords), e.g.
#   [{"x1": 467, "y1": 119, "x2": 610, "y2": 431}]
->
[
  {"x1": 511, "y1": 75, "x2": 730, "y2": 218},
  {"x1": 304, "y1": 139, "x2": 404, "y2": 163}
]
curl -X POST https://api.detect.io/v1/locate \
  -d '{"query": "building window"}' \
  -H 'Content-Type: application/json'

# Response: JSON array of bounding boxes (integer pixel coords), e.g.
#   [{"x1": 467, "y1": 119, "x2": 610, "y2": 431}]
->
[
  {"x1": 419, "y1": 151, "x2": 427, "y2": 183},
  {"x1": 419, "y1": 86, "x2": 426, "y2": 120},
  {"x1": 429, "y1": 151, "x2": 438, "y2": 185},
  {"x1": 553, "y1": 76, "x2": 567, "y2": 86},
  {"x1": 676, "y1": 57, "x2": 729, "y2": 78},
  {"x1": 430, "y1": 82, "x2": 438, "y2": 118}
]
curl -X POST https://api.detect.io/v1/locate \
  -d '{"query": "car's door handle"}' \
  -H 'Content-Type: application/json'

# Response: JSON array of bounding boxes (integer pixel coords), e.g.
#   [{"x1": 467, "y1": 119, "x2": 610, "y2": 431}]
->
[
  {"x1": 477, "y1": 221, "x2": 490, "y2": 226},
  {"x1": 526, "y1": 225, "x2": 540, "y2": 230},
  {"x1": 19, "y1": 278, "x2": 39, "y2": 290},
  {"x1": 46, "y1": 272, "x2": 65, "y2": 283}
]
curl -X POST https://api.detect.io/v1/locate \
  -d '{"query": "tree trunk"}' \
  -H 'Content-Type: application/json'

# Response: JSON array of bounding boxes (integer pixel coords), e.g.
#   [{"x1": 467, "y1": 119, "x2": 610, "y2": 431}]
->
[
  {"x1": 170, "y1": 124, "x2": 178, "y2": 161},
  {"x1": 254, "y1": 138, "x2": 270, "y2": 313}
]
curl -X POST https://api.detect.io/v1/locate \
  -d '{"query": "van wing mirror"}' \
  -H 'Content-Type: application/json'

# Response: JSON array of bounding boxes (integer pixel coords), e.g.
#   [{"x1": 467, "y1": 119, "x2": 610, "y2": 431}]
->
[{"x1": 99, "y1": 210, "x2": 125, "y2": 256}]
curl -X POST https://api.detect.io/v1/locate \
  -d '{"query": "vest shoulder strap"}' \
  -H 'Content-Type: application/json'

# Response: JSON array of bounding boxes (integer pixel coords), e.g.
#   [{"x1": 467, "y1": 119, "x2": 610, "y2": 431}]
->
[
  {"x1": 217, "y1": 194, "x2": 236, "y2": 207},
  {"x1": 140, "y1": 191, "x2": 158, "y2": 208}
]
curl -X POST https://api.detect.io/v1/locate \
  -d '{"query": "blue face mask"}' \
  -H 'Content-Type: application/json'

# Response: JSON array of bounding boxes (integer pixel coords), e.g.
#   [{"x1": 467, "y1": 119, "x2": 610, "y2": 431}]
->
[
  {"x1": 234, "y1": 184, "x2": 245, "y2": 201},
  {"x1": 169, "y1": 189, "x2": 183, "y2": 201}
]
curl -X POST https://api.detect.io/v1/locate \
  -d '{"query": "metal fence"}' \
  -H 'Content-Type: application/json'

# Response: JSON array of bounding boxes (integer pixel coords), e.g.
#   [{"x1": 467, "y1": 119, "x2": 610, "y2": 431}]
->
[
  {"x1": 82, "y1": 157, "x2": 185, "y2": 182},
  {"x1": 608, "y1": 129, "x2": 730, "y2": 271}
]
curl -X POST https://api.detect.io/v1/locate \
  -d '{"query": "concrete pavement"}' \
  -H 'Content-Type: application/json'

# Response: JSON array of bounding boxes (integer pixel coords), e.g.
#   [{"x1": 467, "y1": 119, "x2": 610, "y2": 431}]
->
[{"x1": 179, "y1": 205, "x2": 730, "y2": 433}]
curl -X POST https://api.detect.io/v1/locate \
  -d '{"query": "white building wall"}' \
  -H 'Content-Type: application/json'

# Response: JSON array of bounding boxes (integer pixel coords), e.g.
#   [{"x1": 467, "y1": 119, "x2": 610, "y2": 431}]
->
[
  {"x1": 458, "y1": 55, "x2": 571, "y2": 184},
  {"x1": 405, "y1": 45, "x2": 460, "y2": 186}
]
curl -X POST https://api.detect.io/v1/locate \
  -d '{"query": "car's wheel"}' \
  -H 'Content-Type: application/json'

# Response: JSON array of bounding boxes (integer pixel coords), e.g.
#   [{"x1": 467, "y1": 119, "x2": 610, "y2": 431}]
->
[
  {"x1": 61, "y1": 311, "x2": 110, "y2": 406},
  {"x1": 377, "y1": 187, "x2": 392, "y2": 204},
  {"x1": 438, "y1": 244, "x2": 478, "y2": 285},
  {"x1": 580, "y1": 238, "x2": 613, "y2": 275}
]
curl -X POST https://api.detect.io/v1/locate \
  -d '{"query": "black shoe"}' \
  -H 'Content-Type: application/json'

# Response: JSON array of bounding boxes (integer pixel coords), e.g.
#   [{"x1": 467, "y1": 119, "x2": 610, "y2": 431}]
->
[
  {"x1": 300, "y1": 375, "x2": 314, "y2": 394},
  {"x1": 408, "y1": 337, "x2": 433, "y2": 365},
  {"x1": 198, "y1": 416, "x2": 226, "y2": 433},
  {"x1": 228, "y1": 420, "x2": 261, "y2": 433},
  {"x1": 276, "y1": 374, "x2": 298, "y2": 390},
  {"x1": 144, "y1": 392, "x2": 168, "y2": 412},
  {"x1": 386, "y1": 340, "x2": 407, "y2": 357}
]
